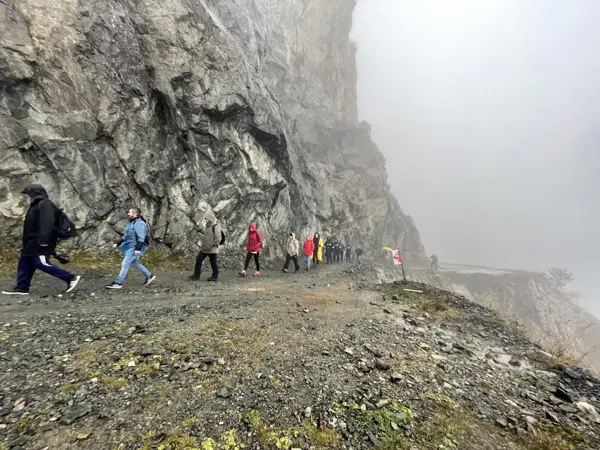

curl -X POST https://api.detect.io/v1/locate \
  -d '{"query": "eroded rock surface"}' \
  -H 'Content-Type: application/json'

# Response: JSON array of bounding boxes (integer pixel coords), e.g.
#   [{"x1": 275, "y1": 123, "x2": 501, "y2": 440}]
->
[{"x1": 0, "y1": 0, "x2": 423, "y2": 257}]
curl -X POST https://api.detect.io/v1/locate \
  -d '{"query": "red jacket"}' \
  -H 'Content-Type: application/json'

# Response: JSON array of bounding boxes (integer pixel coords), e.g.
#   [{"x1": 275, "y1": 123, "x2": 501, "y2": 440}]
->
[
  {"x1": 246, "y1": 222, "x2": 263, "y2": 252},
  {"x1": 303, "y1": 239, "x2": 315, "y2": 256}
]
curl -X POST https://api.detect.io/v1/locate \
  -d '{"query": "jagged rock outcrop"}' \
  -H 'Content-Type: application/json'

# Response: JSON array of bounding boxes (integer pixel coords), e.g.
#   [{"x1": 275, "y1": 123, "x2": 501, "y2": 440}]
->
[{"x1": 0, "y1": 0, "x2": 424, "y2": 257}]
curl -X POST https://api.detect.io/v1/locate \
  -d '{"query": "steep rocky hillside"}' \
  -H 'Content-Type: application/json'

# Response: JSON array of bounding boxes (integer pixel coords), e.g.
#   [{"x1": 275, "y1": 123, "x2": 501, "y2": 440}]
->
[
  {"x1": 411, "y1": 266, "x2": 600, "y2": 372},
  {"x1": 0, "y1": 0, "x2": 423, "y2": 256}
]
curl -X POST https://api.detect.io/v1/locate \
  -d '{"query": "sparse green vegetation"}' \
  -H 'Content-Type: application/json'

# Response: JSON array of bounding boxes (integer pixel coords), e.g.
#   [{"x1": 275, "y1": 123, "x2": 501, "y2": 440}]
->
[
  {"x1": 302, "y1": 422, "x2": 340, "y2": 448},
  {"x1": 60, "y1": 382, "x2": 81, "y2": 392},
  {"x1": 522, "y1": 430, "x2": 574, "y2": 450},
  {"x1": 14, "y1": 417, "x2": 33, "y2": 434},
  {"x1": 374, "y1": 433, "x2": 410, "y2": 450},
  {"x1": 101, "y1": 376, "x2": 128, "y2": 391},
  {"x1": 180, "y1": 416, "x2": 200, "y2": 429}
]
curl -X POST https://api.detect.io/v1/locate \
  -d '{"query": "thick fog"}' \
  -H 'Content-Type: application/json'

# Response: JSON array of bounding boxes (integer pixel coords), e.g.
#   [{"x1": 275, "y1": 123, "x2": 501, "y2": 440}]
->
[{"x1": 352, "y1": 0, "x2": 600, "y2": 315}]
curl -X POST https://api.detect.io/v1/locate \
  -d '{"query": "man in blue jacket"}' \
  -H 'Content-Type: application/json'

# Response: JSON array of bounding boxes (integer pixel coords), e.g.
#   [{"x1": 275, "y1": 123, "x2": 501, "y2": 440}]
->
[{"x1": 106, "y1": 208, "x2": 155, "y2": 289}]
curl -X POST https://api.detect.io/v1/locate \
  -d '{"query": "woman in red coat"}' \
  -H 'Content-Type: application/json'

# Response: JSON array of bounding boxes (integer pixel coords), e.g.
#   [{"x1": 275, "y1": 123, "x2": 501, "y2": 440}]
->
[
  {"x1": 240, "y1": 222, "x2": 263, "y2": 277},
  {"x1": 303, "y1": 234, "x2": 315, "y2": 271}
]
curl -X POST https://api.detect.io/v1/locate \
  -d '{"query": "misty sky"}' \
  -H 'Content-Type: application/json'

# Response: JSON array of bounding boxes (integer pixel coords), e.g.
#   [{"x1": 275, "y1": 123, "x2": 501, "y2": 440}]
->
[{"x1": 352, "y1": 0, "x2": 600, "y2": 314}]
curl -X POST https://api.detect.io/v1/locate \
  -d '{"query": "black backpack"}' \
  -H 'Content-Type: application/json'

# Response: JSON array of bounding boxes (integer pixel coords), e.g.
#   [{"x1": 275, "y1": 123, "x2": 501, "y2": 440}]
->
[
  {"x1": 213, "y1": 225, "x2": 226, "y2": 245},
  {"x1": 55, "y1": 208, "x2": 77, "y2": 239},
  {"x1": 136, "y1": 218, "x2": 152, "y2": 246}
]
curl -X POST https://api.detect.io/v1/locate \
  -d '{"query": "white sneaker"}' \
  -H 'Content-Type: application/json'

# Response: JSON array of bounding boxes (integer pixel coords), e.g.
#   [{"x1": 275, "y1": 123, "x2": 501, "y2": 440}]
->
[
  {"x1": 144, "y1": 275, "x2": 156, "y2": 286},
  {"x1": 105, "y1": 282, "x2": 123, "y2": 289},
  {"x1": 66, "y1": 276, "x2": 81, "y2": 293}
]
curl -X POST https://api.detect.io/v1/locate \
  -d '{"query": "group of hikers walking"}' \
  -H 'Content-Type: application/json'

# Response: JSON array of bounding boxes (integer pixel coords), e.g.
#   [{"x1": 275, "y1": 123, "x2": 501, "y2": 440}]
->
[{"x1": 1, "y1": 185, "x2": 365, "y2": 295}]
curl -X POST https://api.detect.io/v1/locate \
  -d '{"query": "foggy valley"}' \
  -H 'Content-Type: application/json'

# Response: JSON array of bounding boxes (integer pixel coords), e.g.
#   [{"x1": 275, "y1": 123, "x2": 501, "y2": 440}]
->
[{"x1": 353, "y1": 0, "x2": 600, "y2": 316}]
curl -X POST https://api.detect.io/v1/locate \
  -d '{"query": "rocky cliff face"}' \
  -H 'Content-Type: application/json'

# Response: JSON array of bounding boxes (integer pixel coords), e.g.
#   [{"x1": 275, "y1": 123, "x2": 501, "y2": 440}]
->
[{"x1": 0, "y1": 0, "x2": 424, "y2": 257}]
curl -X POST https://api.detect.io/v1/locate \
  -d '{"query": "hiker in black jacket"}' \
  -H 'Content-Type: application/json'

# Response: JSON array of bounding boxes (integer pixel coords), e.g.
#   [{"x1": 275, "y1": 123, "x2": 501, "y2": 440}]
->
[
  {"x1": 2, "y1": 185, "x2": 81, "y2": 295},
  {"x1": 325, "y1": 239, "x2": 334, "y2": 264}
]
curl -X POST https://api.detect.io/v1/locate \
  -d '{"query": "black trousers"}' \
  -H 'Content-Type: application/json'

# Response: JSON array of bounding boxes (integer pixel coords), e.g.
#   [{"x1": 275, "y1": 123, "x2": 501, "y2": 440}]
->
[
  {"x1": 244, "y1": 252, "x2": 260, "y2": 271},
  {"x1": 283, "y1": 254, "x2": 300, "y2": 272},
  {"x1": 312, "y1": 249, "x2": 319, "y2": 264},
  {"x1": 194, "y1": 252, "x2": 219, "y2": 279}
]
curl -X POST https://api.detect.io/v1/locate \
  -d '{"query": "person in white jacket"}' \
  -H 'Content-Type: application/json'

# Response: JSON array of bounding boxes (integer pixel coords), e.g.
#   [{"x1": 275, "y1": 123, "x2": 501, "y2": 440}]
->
[{"x1": 281, "y1": 233, "x2": 300, "y2": 273}]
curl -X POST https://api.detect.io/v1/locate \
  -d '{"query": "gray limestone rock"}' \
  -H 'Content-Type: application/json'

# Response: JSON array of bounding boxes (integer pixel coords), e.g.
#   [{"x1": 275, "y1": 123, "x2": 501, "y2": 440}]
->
[{"x1": 0, "y1": 0, "x2": 424, "y2": 259}]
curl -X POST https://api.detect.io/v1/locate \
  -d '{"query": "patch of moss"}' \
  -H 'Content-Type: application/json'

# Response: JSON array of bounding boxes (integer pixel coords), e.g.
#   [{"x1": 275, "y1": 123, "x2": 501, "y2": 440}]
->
[
  {"x1": 60, "y1": 382, "x2": 81, "y2": 392},
  {"x1": 374, "y1": 432, "x2": 410, "y2": 450},
  {"x1": 302, "y1": 422, "x2": 340, "y2": 448},
  {"x1": 14, "y1": 417, "x2": 33, "y2": 434},
  {"x1": 521, "y1": 430, "x2": 574, "y2": 450},
  {"x1": 180, "y1": 416, "x2": 200, "y2": 429},
  {"x1": 101, "y1": 376, "x2": 128, "y2": 391}
]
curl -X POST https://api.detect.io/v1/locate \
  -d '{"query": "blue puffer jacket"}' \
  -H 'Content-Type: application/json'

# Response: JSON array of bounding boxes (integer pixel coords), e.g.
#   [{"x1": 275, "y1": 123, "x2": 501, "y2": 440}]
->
[{"x1": 119, "y1": 219, "x2": 147, "y2": 252}]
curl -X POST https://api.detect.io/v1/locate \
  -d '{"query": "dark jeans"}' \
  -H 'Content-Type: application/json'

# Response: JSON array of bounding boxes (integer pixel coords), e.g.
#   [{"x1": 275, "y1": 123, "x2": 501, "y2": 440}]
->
[
  {"x1": 283, "y1": 254, "x2": 299, "y2": 272},
  {"x1": 243, "y1": 252, "x2": 260, "y2": 271},
  {"x1": 312, "y1": 249, "x2": 319, "y2": 264},
  {"x1": 326, "y1": 254, "x2": 333, "y2": 264},
  {"x1": 194, "y1": 252, "x2": 219, "y2": 279},
  {"x1": 17, "y1": 255, "x2": 74, "y2": 289}
]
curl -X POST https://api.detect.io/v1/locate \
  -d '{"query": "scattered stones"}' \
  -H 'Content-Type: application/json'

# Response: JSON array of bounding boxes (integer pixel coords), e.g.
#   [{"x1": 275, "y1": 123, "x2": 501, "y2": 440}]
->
[
  {"x1": 76, "y1": 432, "x2": 91, "y2": 440},
  {"x1": 576, "y1": 402, "x2": 600, "y2": 422},
  {"x1": 390, "y1": 373, "x2": 404, "y2": 383},
  {"x1": 555, "y1": 386, "x2": 574, "y2": 403},
  {"x1": 496, "y1": 417, "x2": 508, "y2": 428},
  {"x1": 217, "y1": 388, "x2": 231, "y2": 399},
  {"x1": 545, "y1": 411, "x2": 561, "y2": 423},
  {"x1": 60, "y1": 403, "x2": 92, "y2": 425},
  {"x1": 344, "y1": 348, "x2": 354, "y2": 356},
  {"x1": 375, "y1": 359, "x2": 390, "y2": 371}
]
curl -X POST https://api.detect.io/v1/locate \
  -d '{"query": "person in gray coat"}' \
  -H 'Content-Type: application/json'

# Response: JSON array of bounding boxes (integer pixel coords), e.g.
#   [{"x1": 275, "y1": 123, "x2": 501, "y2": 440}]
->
[
  {"x1": 190, "y1": 217, "x2": 222, "y2": 281},
  {"x1": 282, "y1": 232, "x2": 300, "y2": 273}
]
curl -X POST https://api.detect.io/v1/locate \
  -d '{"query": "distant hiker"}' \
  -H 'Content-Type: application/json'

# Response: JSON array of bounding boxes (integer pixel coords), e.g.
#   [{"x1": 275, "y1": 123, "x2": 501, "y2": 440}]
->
[
  {"x1": 282, "y1": 233, "x2": 300, "y2": 273},
  {"x1": 317, "y1": 234, "x2": 324, "y2": 264},
  {"x1": 240, "y1": 222, "x2": 263, "y2": 277},
  {"x1": 2, "y1": 185, "x2": 81, "y2": 296},
  {"x1": 346, "y1": 244, "x2": 353, "y2": 263},
  {"x1": 312, "y1": 232, "x2": 321, "y2": 265},
  {"x1": 325, "y1": 238, "x2": 334, "y2": 264},
  {"x1": 430, "y1": 254, "x2": 439, "y2": 272},
  {"x1": 338, "y1": 242, "x2": 346, "y2": 263},
  {"x1": 303, "y1": 234, "x2": 315, "y2": 270},
  {"x1": 106, "y1": 208, "x2": 155, "y2": 289},
  {"x1": 355, "y1": 247, "x2": 364, "y2": 263},
  {"x1": 189, "y1": 216, "x2": 222, "y2": 281}
]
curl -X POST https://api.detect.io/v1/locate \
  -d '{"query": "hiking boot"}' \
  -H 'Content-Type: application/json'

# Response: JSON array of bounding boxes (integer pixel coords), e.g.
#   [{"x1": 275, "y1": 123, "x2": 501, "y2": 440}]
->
[
  {"x1": 188, "y1": 275, "x2": 200, "y2": 280},
  {"x1": 66, "y1": 275, "x2": 81, "y2": 293},
  {"x1": 207, "y1": 277, "x2": 218, "y2": 282},
  {"x1": 2, "y1": 287, "x2": 29, "y2": 295},
  {"x1": 144, "y1": 274, "x2": 156, "y2": 286},
  {"x1": 105, "y1": 282, "x2": 123, "y2": 289},
  {"x1": 254, "y1": 271, "x2": 260, "y2": 277},
  {"x1": 239, "y1": 270, "x2": 247, "y2": 277}
]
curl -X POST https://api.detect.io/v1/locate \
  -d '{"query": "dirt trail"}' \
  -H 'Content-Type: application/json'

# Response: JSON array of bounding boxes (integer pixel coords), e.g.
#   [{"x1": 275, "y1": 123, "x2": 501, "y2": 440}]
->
[{"x1": 1, "y1": 264, "x2": 599, "y2": 450}]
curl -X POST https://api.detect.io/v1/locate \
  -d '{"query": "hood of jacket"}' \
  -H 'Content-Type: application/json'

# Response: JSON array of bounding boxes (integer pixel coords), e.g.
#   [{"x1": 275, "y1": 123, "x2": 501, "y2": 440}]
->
[
  {"x1": 22, "y1": 184, "x2": 48, "y2": 201},
  {"x1": 249, "y1": 222, "x2": 257, "y2": 232},
  {"x1": 288, "y1": 233, "x2": 296, "y2": 240}
]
